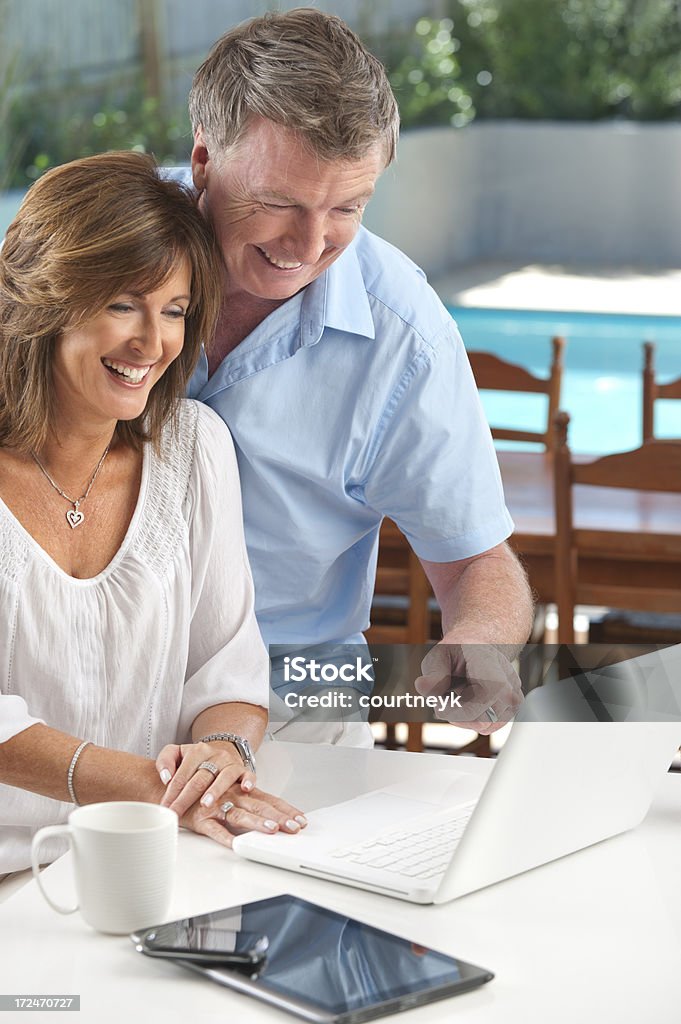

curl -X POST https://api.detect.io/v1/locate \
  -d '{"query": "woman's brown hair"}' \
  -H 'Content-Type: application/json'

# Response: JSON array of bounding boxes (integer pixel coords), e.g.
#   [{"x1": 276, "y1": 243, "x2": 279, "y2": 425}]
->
[{"x1": 0, "y1": 150, "x2": 222, "y2": 452}]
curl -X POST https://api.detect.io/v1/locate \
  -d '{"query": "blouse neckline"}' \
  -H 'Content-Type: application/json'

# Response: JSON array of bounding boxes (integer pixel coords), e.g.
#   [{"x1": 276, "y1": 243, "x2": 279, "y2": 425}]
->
[{"x1": 0, "y1": 442, "x2": 151, "y2": 586}]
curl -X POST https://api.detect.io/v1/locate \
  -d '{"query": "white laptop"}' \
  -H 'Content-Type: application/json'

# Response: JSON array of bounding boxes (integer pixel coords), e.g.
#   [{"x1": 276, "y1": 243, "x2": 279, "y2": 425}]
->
[{"x1": 233, "y1": 645, "x2": 681, "y2": 904}]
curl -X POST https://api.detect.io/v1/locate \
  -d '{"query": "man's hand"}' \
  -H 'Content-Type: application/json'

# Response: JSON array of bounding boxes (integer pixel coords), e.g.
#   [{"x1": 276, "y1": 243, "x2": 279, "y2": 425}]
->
[{"x1": 414, "y1": 643, "x2": 523, "y2": 733}]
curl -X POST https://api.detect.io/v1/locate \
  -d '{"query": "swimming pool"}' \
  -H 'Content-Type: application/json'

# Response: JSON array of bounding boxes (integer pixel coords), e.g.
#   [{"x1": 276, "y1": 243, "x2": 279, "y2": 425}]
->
[{"x1": 449, "y1": 306, "x2": 681, "y2": 454}]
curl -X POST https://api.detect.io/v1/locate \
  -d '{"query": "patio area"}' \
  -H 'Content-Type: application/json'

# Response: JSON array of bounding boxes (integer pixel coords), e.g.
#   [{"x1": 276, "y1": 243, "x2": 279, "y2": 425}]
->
[{"x1": 432, "y1": 262, "x2": 681, "y2": 317}]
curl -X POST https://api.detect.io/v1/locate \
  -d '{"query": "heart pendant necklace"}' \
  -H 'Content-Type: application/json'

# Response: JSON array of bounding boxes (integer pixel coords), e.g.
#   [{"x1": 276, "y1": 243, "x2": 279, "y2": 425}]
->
[{"x1": 31, "y1": 442, "x2": 111, "y2": 529}]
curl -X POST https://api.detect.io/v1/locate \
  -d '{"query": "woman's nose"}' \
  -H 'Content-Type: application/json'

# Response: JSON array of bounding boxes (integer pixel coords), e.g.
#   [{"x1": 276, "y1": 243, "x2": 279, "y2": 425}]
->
[{"x1": 132, "y1": 314, "x2": 163, "y2": 358}]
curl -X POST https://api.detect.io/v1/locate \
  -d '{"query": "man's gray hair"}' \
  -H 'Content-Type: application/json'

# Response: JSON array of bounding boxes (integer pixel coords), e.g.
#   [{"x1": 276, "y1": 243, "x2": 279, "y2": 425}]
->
[{"x1": 189, "y1": 7, "x2": 399, "y2": 166}]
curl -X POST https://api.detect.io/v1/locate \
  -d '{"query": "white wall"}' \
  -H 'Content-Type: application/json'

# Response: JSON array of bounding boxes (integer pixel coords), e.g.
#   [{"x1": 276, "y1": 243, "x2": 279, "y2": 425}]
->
[{"x1": 364, "y1": 122, "x2": 681, "y2": 275}]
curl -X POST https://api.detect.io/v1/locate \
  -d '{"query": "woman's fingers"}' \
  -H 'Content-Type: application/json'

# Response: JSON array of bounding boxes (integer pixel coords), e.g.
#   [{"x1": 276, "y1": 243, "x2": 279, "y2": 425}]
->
[
  {"x1": 189, "y1": 813, "x2": 236, "y2": 849},
  {"x1": 155, "y1": 744, "x2": 183, "y2": 786},
  {"x1": 179, "y1": 793, "x2": 282, "y2": 844},
  {"x1": 164, "y1": 764, "x2": 245, "y2": 818},
  {"x1": 159, "y1": 746, "x2": 245, "y2": 817},
  {"x1": 179, "y1": 785, "x2": 309, "y2": 848},
  {"x1": 198, "y1": 767, "x2": 257, "y2": 810},
  {"x1": 213, "y1": 787, "x2": 308, "y2": 835}
]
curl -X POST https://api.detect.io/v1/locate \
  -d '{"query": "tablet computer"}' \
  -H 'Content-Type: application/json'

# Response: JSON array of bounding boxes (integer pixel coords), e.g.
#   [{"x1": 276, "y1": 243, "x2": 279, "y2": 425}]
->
[{"x1": 133, "y1": 893, "x2": 493, "y2": 1023}]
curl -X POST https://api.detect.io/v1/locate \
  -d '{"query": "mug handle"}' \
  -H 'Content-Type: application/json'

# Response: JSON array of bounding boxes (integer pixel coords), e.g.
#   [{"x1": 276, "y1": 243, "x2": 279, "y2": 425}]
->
[{"x1": 30, "y1": 824, "x2": 78, "y2": 915}]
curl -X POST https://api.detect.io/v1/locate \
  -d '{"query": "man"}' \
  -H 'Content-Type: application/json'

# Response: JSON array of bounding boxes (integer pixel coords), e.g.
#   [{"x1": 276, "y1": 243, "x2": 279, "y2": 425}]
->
[{"x1": 186, "y1": 8, "x2": 533, "y2": 744}]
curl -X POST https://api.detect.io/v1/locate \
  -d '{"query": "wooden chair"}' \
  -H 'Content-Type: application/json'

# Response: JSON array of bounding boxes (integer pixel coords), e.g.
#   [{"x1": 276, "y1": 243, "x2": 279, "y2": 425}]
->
[
  {"x1": 585, "y1": 342, "x2": 681, "y2": 644},
  {"x1": 468, "y1": 336, "x2": 566, "y2": 451},
  {"x1": 365, "y1": 522, "x2": 433, "y2": 646},
  {"x1": 553, "y1": 410, "x2": 681, "y2": 644},
  {"x1": 642, "y1": 340, "x2": 681, "y2": 442},
  {"x1": 470, "y1": 336, "x2": 565, "y2": 647},
  {"x1": 366, "y1": 519, "x2": 434, "y2": 752}
]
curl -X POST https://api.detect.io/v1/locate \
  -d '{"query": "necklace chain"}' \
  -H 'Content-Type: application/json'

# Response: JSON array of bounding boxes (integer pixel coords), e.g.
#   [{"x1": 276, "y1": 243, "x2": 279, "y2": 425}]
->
[{"x1": 31, "y1": 443, "x2": 111, "y2": 529}]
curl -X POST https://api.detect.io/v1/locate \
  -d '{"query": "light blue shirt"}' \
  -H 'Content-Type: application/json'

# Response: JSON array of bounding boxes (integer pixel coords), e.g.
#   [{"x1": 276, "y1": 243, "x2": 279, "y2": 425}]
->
[{"x1": 189, "y1": 226, "x2": 513, "y2": 651}]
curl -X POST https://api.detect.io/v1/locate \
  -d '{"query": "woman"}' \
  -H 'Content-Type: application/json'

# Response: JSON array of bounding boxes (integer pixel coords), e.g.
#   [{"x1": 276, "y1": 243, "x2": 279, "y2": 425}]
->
[{"x1": 0, "y1": 151, "x2": 305, "y2": 877}]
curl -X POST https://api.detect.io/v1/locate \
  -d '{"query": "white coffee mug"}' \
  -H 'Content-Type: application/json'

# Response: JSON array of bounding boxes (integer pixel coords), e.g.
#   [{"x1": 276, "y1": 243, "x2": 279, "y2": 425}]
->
[{"x1": 31, "y1": 802, "x2": 177, "y2": 934}]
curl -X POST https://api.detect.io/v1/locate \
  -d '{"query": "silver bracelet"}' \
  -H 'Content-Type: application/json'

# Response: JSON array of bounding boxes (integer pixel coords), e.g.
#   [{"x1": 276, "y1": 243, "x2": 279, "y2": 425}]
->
[
  {"x1": 67, "y1": 740, "x2": 91, "y2": 805},
  {"x1": 198, "y1": 733, "x2": 256, "y2": 773}
]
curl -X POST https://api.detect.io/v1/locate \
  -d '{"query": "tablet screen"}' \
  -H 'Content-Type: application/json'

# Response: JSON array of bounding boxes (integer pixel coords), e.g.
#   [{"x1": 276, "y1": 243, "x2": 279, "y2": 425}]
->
[{"x1": 169, "y1": 894, "x2": 491, "y2": 1018}]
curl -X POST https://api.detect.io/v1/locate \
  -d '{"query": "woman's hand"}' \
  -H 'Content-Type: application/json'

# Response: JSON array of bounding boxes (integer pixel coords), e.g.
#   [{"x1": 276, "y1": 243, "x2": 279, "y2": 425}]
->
[
  {"x1": 179, "y1": 781, "x2": 308, "y2": 849},
  {"x1": 155, "y1": 740, "x2": 307, "y2": 844},
  {"x1": 157, "y1": 740, "x2": 254, "y2": 817}
]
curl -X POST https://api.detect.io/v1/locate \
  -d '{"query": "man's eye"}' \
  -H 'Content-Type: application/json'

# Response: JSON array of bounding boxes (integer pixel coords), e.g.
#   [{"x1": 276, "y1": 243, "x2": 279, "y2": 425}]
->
[
  {"x1": 264, "y1": 202, "x2": 292, "y2": 210},
  {"x1": 337, "y1": 206, "x2": 360, "y2": 215}
]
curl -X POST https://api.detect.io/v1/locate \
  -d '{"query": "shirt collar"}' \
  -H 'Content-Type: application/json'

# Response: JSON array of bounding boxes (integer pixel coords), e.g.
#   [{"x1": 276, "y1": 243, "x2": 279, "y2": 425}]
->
[{"x1": 302, "y1": 230, "x2": 376, "y2": 345}]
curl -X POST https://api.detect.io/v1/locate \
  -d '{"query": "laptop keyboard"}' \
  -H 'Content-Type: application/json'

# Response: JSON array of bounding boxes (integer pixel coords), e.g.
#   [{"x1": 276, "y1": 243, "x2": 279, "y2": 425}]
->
[{"x1": 329, "y1": 802, "x2": 477, "y2": 881}]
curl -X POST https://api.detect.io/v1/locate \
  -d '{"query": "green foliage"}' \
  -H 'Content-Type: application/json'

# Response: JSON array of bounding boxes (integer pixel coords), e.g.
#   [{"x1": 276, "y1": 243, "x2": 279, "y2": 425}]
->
[
  {"x1": 3, "y1": 83, "x2": 192, "y2": 189},
  {"x1": 0, "y1": 1, "x2": 26, "y2": 189},
  {"x1": 5, "y1": 0, "x2": 681, "y2": 186},
  {"x1": 387, "y1": 0, "x2": 681, "y2": 128},
  {"x1": 387, "y1": 17, "x2": 475, "y2": 128}
]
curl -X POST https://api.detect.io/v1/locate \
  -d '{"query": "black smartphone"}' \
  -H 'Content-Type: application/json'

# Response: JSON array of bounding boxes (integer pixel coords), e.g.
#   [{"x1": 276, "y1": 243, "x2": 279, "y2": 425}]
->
[
  {"x1": 133, "y1": 918, "x2": 269, "y2": 966},
  {"x1": 133, "y1": 894, "x2": 493, "y2": 1023}
]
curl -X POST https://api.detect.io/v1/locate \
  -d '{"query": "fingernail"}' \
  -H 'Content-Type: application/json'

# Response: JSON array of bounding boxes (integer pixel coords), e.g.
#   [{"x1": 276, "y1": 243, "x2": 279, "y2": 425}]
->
[
  {"x1": 285, "y1": 819, "x2": 300, "y2": 831},
  {"x1": 294, "y1": 815, "x2": 307, "y2": 826},
  {"x1": 242, "y1": 779, "x2": 254, "y2": 791},
  {"x1": 201, "y1": 793, "x2": 215, "y2": 808},
  {"x1": 160, "y1": 768, "x2": 172, "y2": 785},
  {"x1": 264, "y1": 819, "x2": 278, "y2": 831}
]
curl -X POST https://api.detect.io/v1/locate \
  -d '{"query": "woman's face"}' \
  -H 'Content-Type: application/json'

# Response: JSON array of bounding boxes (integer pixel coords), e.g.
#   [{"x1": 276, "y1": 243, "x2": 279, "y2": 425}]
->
[{"x1": 52, "y1": 261, "x2": 191, "y2": 436}]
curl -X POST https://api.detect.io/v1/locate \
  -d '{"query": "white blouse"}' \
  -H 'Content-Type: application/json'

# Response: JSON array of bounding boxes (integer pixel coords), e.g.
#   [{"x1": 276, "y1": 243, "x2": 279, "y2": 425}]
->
[{"x1": 0, "y1": 400, "x2": 269, "y2": 871}]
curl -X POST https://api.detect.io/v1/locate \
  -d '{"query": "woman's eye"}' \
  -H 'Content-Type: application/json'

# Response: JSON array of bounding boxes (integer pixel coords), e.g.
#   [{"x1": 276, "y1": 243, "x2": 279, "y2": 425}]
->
[
  {"x1": 164, "y1": 308, "x2": 187, "y2": 319},
  {"x1": 109, "y1": 302, "x2": 133, "y2": 313}
]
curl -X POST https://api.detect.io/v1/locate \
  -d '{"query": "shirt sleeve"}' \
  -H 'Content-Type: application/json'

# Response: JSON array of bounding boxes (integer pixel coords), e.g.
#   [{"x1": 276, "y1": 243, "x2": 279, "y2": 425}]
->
[
  {"x1": 361, "y1": 319, "x2": 514, "y2": 562},
  {"x1": 0, "y1": 696, "x2": 44, "y2": 744},
  {"x1": 177, "y1": 404, "x2": 269, "y2": 739}
]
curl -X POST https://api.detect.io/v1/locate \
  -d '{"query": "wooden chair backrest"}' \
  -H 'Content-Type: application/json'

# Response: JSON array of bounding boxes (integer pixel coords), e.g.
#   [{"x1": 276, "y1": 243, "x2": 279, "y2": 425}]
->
[
  {"x1": 553, "y1": 410, "x2": 681, "y2": 642},
  {"x1": 642, "y1": 341, "x2": 681, "y2": 442},
  {"x1": 367, "y1": 520, "x2": 432, "y2": 645},
  {"x1": 468, "y1": 336, "x2": 565, "y2": 451}
]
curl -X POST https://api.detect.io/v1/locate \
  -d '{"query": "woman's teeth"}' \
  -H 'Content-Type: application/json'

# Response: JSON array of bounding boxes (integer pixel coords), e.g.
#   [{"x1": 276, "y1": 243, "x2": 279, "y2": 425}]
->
[
  {"x1": 102, "y1": 359, "x2": 150, "y2": 383},
  {"x1": 259, "y1": 248, "x2": 302, "y2": 270}
]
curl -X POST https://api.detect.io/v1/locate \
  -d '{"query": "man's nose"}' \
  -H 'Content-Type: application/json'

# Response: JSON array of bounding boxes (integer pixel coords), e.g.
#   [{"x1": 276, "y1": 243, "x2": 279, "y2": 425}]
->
[{"x1": 287, "y1": 212, "x2": 329, "y2": 264}]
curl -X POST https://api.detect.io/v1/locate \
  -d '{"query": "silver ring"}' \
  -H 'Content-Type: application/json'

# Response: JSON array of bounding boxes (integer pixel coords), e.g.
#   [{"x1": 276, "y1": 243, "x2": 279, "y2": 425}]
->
[
  {"x1": 198, "y1": 760, "x2": 220, "y2": 778},
  {"x1": 220, "y1": 801, "x2": 235, "y2": 820},
  {"x1": 484, "y1": 707, "x2": 498, "y2": 723}
]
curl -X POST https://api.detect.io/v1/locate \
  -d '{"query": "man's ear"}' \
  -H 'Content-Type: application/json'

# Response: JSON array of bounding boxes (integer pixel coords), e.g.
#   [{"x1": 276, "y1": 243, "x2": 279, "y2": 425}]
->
[{"x1": 190, "y1": 127, "x2": 210, "y2": 191}]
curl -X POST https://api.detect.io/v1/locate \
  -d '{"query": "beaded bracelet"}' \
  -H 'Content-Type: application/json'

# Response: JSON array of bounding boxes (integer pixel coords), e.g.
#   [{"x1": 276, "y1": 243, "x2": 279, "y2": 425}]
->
[{"x1": 66, "y1": 740, "x2": 91, "y2": 805}]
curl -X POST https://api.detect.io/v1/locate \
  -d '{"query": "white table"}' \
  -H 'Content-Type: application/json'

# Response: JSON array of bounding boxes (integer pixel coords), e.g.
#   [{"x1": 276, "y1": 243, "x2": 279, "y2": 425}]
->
[{"x1": 1, "y1": 742, "x2": 680, "y2": 1023}]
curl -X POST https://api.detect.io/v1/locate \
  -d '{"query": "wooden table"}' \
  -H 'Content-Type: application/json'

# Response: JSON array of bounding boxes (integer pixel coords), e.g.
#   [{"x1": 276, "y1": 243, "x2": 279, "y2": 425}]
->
[{"x1": 499, "y1": 450, "x2": 681, "y2": 612}]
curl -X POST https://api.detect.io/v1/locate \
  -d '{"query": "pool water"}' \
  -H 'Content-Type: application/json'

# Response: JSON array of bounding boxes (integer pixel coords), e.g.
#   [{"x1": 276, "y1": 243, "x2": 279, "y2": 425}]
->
[{"x1": 449, "y1": 306, "x2": 681, "y2": 454}]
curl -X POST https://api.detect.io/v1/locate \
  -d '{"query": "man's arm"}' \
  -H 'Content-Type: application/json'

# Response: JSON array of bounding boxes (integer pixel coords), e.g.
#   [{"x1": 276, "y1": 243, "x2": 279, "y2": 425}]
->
[
  {"x1": 420, "y1": 541, "x2": 533, "y2": 652},
  {"x1": 415, "y1": 541, "x2": 534, "y2": 731}
]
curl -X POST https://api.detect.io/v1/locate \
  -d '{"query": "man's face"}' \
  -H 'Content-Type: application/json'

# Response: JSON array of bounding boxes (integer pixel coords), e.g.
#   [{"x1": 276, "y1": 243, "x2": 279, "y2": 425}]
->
[{"x1": 191, "y1": 118, "x2": 385, "y2": 304}]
